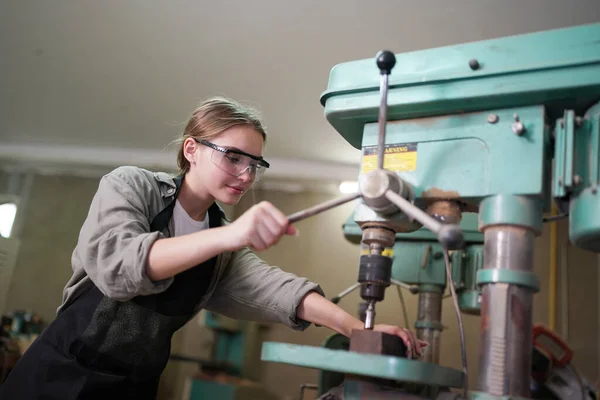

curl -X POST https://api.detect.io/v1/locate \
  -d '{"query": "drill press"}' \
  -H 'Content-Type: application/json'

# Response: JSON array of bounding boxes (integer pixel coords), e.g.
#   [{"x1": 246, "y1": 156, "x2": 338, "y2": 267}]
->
[
  {"x1": 262, "y1": 22, "x2": 600, "y2": 400},
  {"x1": 333, "y1": 49, "x2": 465, "y2": 333}
]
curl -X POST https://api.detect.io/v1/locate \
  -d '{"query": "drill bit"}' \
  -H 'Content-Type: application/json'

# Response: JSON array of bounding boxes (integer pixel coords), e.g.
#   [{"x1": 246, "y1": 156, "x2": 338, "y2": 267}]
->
[{"x1": 364, "y1": 300, "x2": 376, "y2": 330}]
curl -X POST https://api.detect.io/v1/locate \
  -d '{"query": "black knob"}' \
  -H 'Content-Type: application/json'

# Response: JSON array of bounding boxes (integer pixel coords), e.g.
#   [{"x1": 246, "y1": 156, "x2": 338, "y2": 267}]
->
[
  {"x1": 469, "y1": 58, "x2": 480, "y2": 71},
  {"x1": 438, "y1": 224, "x2": 465, "y2": 250},
  {"x1": 376, "y1": 50, "x2": 396, "y2": 75}
]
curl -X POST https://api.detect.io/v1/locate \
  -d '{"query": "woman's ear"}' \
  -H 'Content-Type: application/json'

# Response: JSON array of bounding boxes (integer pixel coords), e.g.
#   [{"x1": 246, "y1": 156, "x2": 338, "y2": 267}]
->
[{"x1": 183, "y1": 138, "x2": 198, "y2": 165}]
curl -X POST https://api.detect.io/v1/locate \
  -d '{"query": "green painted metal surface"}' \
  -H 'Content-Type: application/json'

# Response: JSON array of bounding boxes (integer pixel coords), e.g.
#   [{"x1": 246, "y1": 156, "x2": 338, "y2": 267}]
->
[
  {"x1": 457, "y1": 291, "x2": 480, "y2": 315},
  {"x1": 390, "y1": 242, "x2": 453, "y2": 286},
  {"x1": 478, "y1": 195, "x2": 543, "y2": 232},
  {"x1": 457, "y1": 245, "x2": 484, "y2": 315},
  {"x1": 320, "y1": 23, "x2": 600, "y2": 149},
  {"x1": 190, "y1": 380, "x2": 234, "y2": 399},
  {"x1": 204, "y1": 312, "x2": 248, "y2": 377},
  {"x1": 476, "y1": 269, "x2": 540, "y2": 292},
  {"x1": 585, "y1": 101, "x2": 600, "y2": 187},
  {"x1": 188, "y1": 379, "x2": 279, "y2": 400},
  {"x1": 553, "y1": 110, "x2": 578, "y2": 198},
  {"x1": 570, "y1": 188, "x2": 600, "y2": 252},
  {"x1": 359, "y1": 106, "x2": 548, "y2": 205},
  {"x1": 261, "y1": 342, "x2": 464, "y2": 388},
  {"x1": 460, "y1": 246, "x2": 484, "y2": 290},
  {"x1": 202, "y1": 312, "x2": 271, "y2": 385},
  {"x1": 556, "y1": 100, "x2": 600, "y2": 252},
  {"x1": 317, "y1": 334, "x2": 349, "y2": 396},
  {"x1": 450, "y1": 251, "x2": 466, "y2": 289}
]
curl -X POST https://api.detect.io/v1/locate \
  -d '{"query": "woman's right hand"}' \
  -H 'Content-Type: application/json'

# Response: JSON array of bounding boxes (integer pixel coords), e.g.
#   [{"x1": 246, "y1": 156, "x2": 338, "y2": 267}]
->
[{"x1": 226, "y1": 201, "x2": 297, "y2": 251}]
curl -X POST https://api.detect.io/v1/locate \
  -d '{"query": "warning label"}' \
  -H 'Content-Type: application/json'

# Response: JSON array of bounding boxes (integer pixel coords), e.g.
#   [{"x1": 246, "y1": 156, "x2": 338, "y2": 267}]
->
[{"x1": 361, "y1": 143, "x2": 418, "y2": 174}]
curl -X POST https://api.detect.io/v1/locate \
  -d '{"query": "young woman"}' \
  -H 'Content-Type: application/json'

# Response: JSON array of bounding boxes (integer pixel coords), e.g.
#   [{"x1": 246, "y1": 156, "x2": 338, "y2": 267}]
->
[{"x1": 0, "y1": 97, "x2": 425, "y2": 399}]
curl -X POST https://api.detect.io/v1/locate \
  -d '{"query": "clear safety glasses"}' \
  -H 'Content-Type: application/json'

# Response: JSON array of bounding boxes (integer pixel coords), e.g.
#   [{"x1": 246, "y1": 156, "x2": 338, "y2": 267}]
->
[{"x1": 195, "y1": 139, "x2": 270, "y2": 181}]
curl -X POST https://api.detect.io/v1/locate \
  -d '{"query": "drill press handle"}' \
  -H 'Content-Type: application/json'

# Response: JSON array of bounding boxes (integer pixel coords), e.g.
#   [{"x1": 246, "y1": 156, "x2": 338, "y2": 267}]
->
[
  {"x1": 371, "y1": 49, "x2": 465, "y2": 250},
  {"x1": 384, "y1": 189, "x2": 465, "y2": 250},
  {"x1": 359, "y1": 169, "x2": 465, "y2": 250},
  {"x1": 284, "y1": 49, "x2": 462, "y2": 250},
  {"x1": 286, "y1": 192, "x2": 361, "y2": 223},
  {"x1": 376, "y1": 50, "x2": 396, "y2": 170}
]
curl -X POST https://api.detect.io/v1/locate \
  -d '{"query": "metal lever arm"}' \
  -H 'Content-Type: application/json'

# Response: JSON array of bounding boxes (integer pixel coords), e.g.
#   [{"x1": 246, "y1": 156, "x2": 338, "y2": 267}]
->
[
  {"x1": 384, "y1": 190, "x2": 464, "y2": 250},
  {"x1": 330, "y1": 282, "x2": 360, "y2": 304},
  {"x1": 286, "y1": 192, "x2": 361, "y2": 224},
  {"x1": 375, "y1": 50, "x2": 396, "y2": 170}
]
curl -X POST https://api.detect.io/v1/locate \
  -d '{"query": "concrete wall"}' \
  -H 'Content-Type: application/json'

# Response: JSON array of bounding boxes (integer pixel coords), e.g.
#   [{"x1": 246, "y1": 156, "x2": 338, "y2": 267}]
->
[
  {"x1": 1, "y1": 172, "x2": 598, "y2": 399},
  {"x1": 4, "y1": 173, "x2": 98, "y2": 323}
]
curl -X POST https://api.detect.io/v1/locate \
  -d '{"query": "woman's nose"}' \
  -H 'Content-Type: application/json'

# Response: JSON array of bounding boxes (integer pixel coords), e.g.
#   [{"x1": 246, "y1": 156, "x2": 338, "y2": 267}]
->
[{"x1": 237, "y1": 167, "x2": 254, "y2": 182}]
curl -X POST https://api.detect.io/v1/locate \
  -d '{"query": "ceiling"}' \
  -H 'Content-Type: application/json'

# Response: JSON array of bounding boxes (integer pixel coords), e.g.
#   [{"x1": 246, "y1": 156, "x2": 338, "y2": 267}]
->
[{"x1": 1, "y1": 0, "x2": 599, "y2": 182}]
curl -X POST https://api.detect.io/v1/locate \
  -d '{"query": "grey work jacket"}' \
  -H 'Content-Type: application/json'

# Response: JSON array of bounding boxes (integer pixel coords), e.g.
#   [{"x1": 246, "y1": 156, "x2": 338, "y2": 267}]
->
[{"x1": 58, "y1": 166, "x2": 324, "y2": 331}]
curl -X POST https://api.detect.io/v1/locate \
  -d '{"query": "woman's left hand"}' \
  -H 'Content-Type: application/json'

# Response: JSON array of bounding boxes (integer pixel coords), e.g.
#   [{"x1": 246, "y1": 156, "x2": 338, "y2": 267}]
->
[
  {"x1": 373, "y1": 324, "x2": 428, "y2": 359},
  {"x1": 296, "y1": 292, "x2": 428, "y2": 359}
]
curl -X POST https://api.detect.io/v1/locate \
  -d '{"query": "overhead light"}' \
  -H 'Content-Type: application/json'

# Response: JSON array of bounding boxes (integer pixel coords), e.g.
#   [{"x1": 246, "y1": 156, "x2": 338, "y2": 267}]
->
[
  {"x1": 0, "y1": 203, "x2": 17, "y2": 238},
  {"x1": 339, "y1": 181, "x2": 358, "y2": 194}
]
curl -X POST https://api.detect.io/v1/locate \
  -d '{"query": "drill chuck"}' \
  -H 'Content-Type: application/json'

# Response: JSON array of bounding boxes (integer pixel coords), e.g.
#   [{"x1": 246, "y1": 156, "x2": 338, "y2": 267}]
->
[{"x1": 357, "y1": 254, "x2": 393, "y2": 302}]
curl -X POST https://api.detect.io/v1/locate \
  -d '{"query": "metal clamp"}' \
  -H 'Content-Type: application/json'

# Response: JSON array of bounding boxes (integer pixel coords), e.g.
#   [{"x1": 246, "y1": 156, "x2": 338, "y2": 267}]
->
[{"x1": 476, "y1": 269, "x2": 540, "y2": 292}]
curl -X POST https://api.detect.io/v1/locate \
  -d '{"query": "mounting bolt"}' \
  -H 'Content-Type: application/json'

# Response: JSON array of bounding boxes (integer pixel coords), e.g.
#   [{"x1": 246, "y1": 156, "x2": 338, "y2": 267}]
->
[
  {"x1": 469, "y1": 59, "x2": 480, "y2": 70},
  {"x1": 487, "y1": 114, "x2": 499, "y2": 124},
  {"x1": 573, "y1": 175, "x2": 582, "y2": 186},
  {"x1": 512, "y1": 115, "x2": 526, "y2": 135},
  {"x1": 592, "y1": 185, "x2": 598, "y2": 194},
  {"x1": 575, "y1": 116, "x2": 583, "y2": 127},
  {"x1": 513, "y1": 122, "x2": 525, "y2": 136}
]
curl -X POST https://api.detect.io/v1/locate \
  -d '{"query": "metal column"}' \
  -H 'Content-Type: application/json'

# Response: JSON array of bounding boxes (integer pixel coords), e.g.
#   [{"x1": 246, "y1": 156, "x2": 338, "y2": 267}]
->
[
  {"x1": 415, "y1": 286, "x2": 443, "y2": 364},
  {"x1": 475, "y1": 195, "x2": 542, "y2": 399}
]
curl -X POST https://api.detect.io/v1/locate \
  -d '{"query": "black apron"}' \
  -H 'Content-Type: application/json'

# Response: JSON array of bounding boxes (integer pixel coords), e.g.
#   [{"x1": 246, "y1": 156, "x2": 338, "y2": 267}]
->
[{"x1": 0, "y1": 176, "x2": 224, "y2": 400}]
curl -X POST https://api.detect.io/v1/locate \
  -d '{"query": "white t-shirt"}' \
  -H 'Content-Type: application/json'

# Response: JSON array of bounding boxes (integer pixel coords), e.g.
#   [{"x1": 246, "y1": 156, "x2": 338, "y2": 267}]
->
[{"x1": 171, "y1": 200, "x2": 209, "y2": 237}]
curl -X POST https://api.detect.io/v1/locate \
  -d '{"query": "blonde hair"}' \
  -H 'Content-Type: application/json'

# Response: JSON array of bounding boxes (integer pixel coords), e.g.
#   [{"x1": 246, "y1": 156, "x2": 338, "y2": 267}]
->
[{"x1": 175, "y1": 97, "x2": 267, "y2": 175}]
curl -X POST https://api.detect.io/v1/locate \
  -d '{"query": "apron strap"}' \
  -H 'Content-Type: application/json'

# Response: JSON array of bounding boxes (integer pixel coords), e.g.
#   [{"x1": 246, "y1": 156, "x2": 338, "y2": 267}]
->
[{"x1": 150, "y1": 175, "x2": 183, "y2": 232}]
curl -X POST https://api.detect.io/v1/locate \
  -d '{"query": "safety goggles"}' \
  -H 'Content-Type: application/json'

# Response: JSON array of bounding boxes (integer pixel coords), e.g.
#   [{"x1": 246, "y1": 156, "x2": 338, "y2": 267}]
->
[{"x1": 195, "y1": 138, "x2": 270, "y2": 181}]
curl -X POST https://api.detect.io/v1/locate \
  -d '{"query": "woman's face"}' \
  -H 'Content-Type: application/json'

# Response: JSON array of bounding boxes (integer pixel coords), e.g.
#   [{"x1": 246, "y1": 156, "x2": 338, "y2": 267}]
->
[{"x1": 185, "y1": 125, "x2": 266, "y2": 205}]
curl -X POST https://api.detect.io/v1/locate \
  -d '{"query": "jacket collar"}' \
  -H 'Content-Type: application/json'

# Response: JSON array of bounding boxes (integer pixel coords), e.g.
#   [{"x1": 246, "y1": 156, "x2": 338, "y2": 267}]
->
[{"x1": 153, "y1": 171, "x2": 178, "y2": 198}]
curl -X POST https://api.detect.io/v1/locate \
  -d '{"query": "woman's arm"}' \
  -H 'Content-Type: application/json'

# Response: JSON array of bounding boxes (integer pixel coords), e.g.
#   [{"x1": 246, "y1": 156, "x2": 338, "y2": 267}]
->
[
  {"x1": 147, "y1": 200, "x2": 296, "y2": 281},
  {"x1": 146, "y1": 225, "x2": 235, "y2": 281},
  {"x1": 296, "y1": 291, "x2": 363, "y2": 337},
  {"x1": 297, "y1": 291, "x2": 426, "y2": 358}
]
